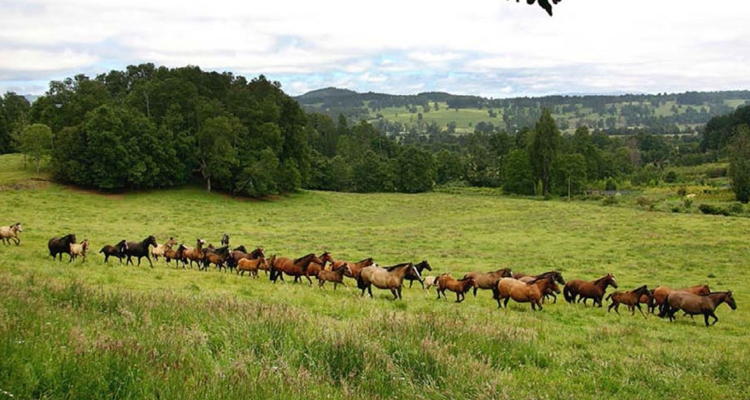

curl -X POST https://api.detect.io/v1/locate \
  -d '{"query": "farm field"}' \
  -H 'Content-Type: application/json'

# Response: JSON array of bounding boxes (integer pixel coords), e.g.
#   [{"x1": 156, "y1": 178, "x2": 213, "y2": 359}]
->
[{"x1": 0, "y1": 156, "x2": 749, "y2": 399}]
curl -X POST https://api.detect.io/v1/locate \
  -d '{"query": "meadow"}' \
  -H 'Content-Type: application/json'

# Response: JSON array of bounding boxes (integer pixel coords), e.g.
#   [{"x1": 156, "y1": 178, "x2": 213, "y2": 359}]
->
[{"x1": 1, "y1": 154, "x2": 749, "y2": 399}]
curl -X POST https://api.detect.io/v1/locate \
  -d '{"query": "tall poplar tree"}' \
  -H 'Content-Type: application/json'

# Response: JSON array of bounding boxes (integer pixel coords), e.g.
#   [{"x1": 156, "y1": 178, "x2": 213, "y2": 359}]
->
[{"x1": 528, "y1": 108, "x2": 560, "y2": 196}]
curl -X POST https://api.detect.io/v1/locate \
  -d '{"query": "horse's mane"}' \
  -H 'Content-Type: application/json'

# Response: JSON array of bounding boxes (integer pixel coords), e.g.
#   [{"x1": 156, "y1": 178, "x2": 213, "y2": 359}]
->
[
  {"x1": 385, "y1": 262, "x2": 412, "y2": 271},
  {"x1": 592, "y1": 274, "x2": 612, "y2": 285},
  {"x1": 294, "y1": 253, "x2": 315, "y2": 264},
  {"x1": 355, "y1": 257, "x2": 373, "y2": 264}
]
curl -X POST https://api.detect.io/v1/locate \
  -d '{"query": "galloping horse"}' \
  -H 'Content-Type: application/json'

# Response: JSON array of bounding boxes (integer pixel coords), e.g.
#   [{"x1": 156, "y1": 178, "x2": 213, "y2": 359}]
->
[
  {"x1": 516, "y1": 271, "x2": 566, "y2": 303},
  {"x1": 100, "y1": 239, "x2": 129, "y2": 264},
  {"x1": 436, "y1": 274, "x2": 475, "y2": 303},
  {"x1": 227, "y1": 246, "x2": 264, "y2": 271},
  {"x1": 268, "y1": 253, "x2": 324, "y2": 284},
  {"x1": 463, "y1": 268, "x2": 513, "y2": 297},
  {"x1": 330, "y1": 257, "x2": 376, "y2": 279},
  {"x1": 357, "y1": 262, "x2": 419, "y2": 300},
  {"x1": 182, "y1": 239, "x2": 206, "y2": 269},
  {"x1": 660, "y1": 291, "x2": 737, "y2": 326},
  {"x1": 202, "y1": 245, "x2": 231, "y2": 271},
  {"x1": 164, "y1": 244, "x2": 187, "y2": 268},
  {"x1": 151, "y1": 237, "x2": 177, "y2": 261},
  {"x1": 606, "y1": 285, "x2": 651, "y2": 318},
  {"x1": 48, "y1": 234, "x2": 77, "y2": 261},
  {"x1": 237, "y1": 256, "x2": 267, "y2": 278},
  {"x1": 304, "y1": 252, "x2": 334, "y2": 279},
  {"x1": 0, "y1": 222, "x2": 23, "y2": 245},
  {"x1": 494, "y1": 276, "x2": 561, "y2": 310},
  {"x1": 651, "y1": 285, "x2": 710, "y2": 312},
  {"x1": 563, "y1": 273, "x2": 618, "y2": 307},
  {"x1": 125, "y1": 235, "x2": 158, "y2": 268},
  {"x1": 317, "y1": 264, "x2": 352, "y2": 290},
  {"x1": 69, "y1": 238, "x2": 90, "y2": 263},
  {"x1": 405, "y1": 260, "x2": 432, "y2": 288}
]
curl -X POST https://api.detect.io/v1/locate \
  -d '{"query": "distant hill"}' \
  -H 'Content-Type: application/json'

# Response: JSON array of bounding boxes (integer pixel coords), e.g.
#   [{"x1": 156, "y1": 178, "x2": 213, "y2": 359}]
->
[{"x1": 295, "y1": 88, "x2": 750, "y2": 136}]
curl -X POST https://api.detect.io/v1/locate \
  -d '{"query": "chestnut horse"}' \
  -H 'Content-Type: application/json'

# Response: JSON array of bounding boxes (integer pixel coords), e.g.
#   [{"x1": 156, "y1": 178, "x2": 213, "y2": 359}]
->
[
  {"x1": 330, "y1": 257, "x2": 376, "y2": 279},
  {"x1": 182, "y1": 238, "x2": 206, "y2": 269},
  {"x1": 659, "y1": 291, "x2": 736, "y2": 326},
  {"x1": 357, "y1": 263, "x2": 419, "y2": 300},
  {"x1": 651, "y1": 285, "x2": 710, "y2": 312},
  {"x1": 436, "y1": 274, "x2": 475, "y2": 303},
  {"x1": 606, "y1": 285, "x2": 651, "y2": 318},
  {"x1": 317, "y1": 264, "x2": 352, "y2": 290},
  {"x1": 563, "y1": 273, "x2": 618, "y2": 307},
  {"x1": 227, "y1": 246, "x2": 265, "y2": 271},
  {"x1": 237, "y1": 256, "x2": 267, "y2": 278},
  {"x1": 494, "y1": 276, "x2": 561, "y2": 310},
  {"x1": 463, "y1": 268, "x2": 513, "y2": 297},
  {"x1": 0, "y1": 222, "x2": 22, "y2": 245},
  {"x1": 268, "y1": 253, "x2": 324, "y2": 284},
  {"x1": 517, "y1": 271, "x2": 566, "y2": 303},
  {"x1": 304, "y1": 252, "x2": 334, "y2": 279}
]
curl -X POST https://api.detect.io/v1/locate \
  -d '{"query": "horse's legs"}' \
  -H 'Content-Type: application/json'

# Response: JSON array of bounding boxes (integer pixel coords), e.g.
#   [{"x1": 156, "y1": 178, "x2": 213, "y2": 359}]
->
[
  {"x1": 147, "y1": 256, "x2": 153, "y2": 269},
  {"x1": 503, "y1": 297, "x2": 510, "y2": 308},
  {"x1": 707, "y1": 312, "x2": 718, "y2": 326},
  {"x1": 636, "y1": 304, "x2": 647, "y2": 319},
  {"x1": 473, "y1": 287, "x2": 478, "y2": 297}
]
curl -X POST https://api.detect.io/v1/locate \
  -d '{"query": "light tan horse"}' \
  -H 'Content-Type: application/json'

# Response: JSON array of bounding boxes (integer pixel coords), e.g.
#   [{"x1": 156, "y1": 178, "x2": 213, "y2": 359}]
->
[
  {"x1": 494, "y1": 276, "x2": 560, "y2": 310},
  {"x1": 69, "y1": 238, "x2": 90, "y2": 263},
  {"x1": 357, "y1": 262, "x2": 418, "y2": 300},
  {"x1": 151, "y1": 237, "x2": 177, "y2": 261},
  {"x1": 652, "y1": 285, "x2": 710, "y2": 310},
  {"x1": 0, "y1": 222, "x2": 22, "y2": 245}
]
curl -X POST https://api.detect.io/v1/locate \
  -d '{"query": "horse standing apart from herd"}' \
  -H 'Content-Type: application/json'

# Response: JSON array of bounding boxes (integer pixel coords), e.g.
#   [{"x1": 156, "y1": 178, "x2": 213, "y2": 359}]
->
[{"x1": 0, "y1": 223, "x2": 23, "y2": 245}]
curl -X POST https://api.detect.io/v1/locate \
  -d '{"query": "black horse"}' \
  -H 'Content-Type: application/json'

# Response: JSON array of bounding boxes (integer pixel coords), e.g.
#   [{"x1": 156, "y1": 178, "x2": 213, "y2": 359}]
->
[
  {"x1": 99, "y1": 239, "x2": 129, "y2": 264},
  {"x1": 48, "y1": 234, "x2": 77, "y2": 261},
  {"x1": 125, "y1": 235, "x2": 158, "y2": 267},
  {"x1": 221, "y1": 233, "x2": 230, "y2": 247},
  {"x1": 406, "y1": 260, "x2": 433, "y2": 289}
]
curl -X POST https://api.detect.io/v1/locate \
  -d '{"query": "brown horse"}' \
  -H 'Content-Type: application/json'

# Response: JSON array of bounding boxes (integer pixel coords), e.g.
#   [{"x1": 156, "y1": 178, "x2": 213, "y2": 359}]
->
[
  {"x1": 227, "y1": 246, "x2": 265, "y2": 271},
  {"x1": 517, "y1": 271, "x2": 566, "y2": 303},
  {"x1": 436, "y1": 274, "x2": 475, "y2": 303},
  {"x1": 237, "y1": 256, "x2": 267, "y2": 278},
  {"x1": 99, "y1": 239, "x2": 129, "y2": 264},
  {"x1": 182, "y1": 238, "x2": 206, "y2": 269},
  {"x1": 164, "y1": 244, "x2": 187, "y2": 268},
  {"x1": 563, "y1": 273, "x2": 618, "y2": 307},
  {"x1": 494, "y1": 276, "x2": 561, "y2": 310},
  {"x1": 317, "y1": 264, "x2": 352, "y2": 290},
  {"x1": 0, "y1": 222, "x2": 22, "y2": 245},
  {"x1": 304, "y1": 252, "x2": 334, "y2": 279},
  {"x1": 49, "y1": 234, "x2": 77, "y2": 261},
  {"x1": 651, "y1": 285, "x2": 710, "y2": 312},
  {"x1": 606, "y1": 285, "x2": 651, "y2": 318},
  {"x1": 124, "y1": 235, "x2": 158, "y2": 268},
  {"x1": 463, "y1": 268, "x2": 513, "y2": 297},
  {"x1": 660, "y1": 291, "x2": 737, "y2": 326},
  {"x1": 268, "y1": 253, "x2": 324, "y2": 284},
  {"x1": 357, "y1": 262, "x2": 418, "y2": 300},
  {"x1": 330, "y1": 257, "x2": 376, "y2": 279}
]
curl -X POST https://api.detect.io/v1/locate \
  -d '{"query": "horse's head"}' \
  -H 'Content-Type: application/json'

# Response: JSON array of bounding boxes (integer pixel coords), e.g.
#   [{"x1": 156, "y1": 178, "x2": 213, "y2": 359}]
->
[
  {"x1": 166, "y1": 237, "x2": 178, "y2": 247},
  {"x1": 724, "y1": 291, "x2": 737, "y2": 310},
  {"x1": 320, "y1": 251, "x2": 334, "y2": 265},
  {"x1": 553, "y1": 271, "x2": 565, "y2": 285},
  {"x1": 606, "y1": 273, "x2": 618, "y2": 289},
  {"x1": 196, "y1": 238, "x2": 206, "y2": 247},
  {"x1": 417, "y1": 260, "x2": 432, "y2": 271},
  {"x1": 117, "y1": 239, "x2": 129, "y2": 251},
  {"x1": 82, "y1": 239, "x2": 89, "y2": 250},
  {"x1": 146, "y1": 235, "x2": 158, "y2": 247},
  {"x1": 14, "y1": 223, "x2": 22, "y2": 232},
  {"x1": 66, "y1": 234, "x2": 77, "y2": 244},
  {"x1": 407, "y1": 263, "x2": 421, "y2": 281}
]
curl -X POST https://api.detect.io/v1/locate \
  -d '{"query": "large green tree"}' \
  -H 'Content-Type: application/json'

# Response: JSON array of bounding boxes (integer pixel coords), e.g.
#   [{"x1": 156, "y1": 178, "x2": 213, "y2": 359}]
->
[
  {"x1": 528, "y1": 108, "x2": 561, "y2": 196},
  {"x1": 195, "y1": 116, "x2": 241, "y2": 192},
  {"x1": 728, "y1": 125, "x2": 750, "y2": 203}
]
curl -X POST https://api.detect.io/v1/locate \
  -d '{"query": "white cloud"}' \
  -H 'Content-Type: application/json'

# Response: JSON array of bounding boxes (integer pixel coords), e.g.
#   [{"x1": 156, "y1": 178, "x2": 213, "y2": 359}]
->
[{"x1": 1, "y1": 0, "x2": 750, "y2": 97}]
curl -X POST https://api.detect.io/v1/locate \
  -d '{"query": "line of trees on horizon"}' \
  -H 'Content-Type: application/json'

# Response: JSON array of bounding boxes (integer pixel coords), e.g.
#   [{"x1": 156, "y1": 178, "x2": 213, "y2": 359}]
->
[{"x1": 1, "y1": 63, "x2": 749, "y2": 202}]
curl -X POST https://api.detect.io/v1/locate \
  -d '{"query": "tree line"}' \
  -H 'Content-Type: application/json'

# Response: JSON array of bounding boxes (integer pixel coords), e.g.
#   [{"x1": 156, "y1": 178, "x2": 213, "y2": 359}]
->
[{"x1": 1, "y1": 63, "x2": 749, "y2": 202}]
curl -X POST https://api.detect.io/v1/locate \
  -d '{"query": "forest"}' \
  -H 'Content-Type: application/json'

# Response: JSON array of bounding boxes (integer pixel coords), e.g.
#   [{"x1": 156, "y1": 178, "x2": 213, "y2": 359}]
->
[{"x1": 1, "y1": 63, "x2": 750, "y2": 201}]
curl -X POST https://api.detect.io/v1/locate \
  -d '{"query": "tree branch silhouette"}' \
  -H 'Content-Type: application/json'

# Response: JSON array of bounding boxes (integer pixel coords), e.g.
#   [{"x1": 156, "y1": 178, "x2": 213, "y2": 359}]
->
[{"x1": 512, "y1": 0, "x2": 562, "y2": 17}]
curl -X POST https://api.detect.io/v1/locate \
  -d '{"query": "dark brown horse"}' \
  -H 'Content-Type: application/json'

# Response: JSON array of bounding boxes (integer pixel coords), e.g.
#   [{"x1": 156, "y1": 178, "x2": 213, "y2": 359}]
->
[
  {"x1": 563, "y1": 273, "x2": 618, "y2": 307},
  {"x1": 99, "y1": 239, "x2": 129, "y2": 264},
  {"x1": 517, "y1": 271, "x2": 566, "y2": 303},
  {"x1": 494, "y1": 276, "x2": 561, "y2": 310},
  {"x1": 48, "y1": 234, "x2": 77, "y2": 261},
  {"x1": 268, "y1": 253, "x2": 324, "y2": 284},
  {"x1": 357, "y1": 262, "x2": 418, "y2": 300},
  {"x1": 463, "y1": 268, "x2": 513, "y2": 297},
  {"x1": 436, "y1": 274, "x2": 475, "y2": 303},
  {"x1": 124, "y1": 235, "x2": 158, "y2": 268},
  {"x1": 606, "y1": 285, "x2": 651, "y2": 318},
  {"x1": 660, "y1": 291, "x2": 737, "y2": 326}
]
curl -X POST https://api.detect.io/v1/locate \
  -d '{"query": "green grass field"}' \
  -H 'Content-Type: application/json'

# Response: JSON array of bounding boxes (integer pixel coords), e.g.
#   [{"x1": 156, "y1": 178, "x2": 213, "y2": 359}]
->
[{"x1": 1, "y1": 154, "x2": 749, "y2": 399}]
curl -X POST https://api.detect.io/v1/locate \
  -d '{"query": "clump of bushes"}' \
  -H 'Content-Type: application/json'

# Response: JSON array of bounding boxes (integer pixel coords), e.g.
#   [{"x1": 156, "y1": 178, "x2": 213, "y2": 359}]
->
[
  {"x1": 698, "y1": 204, "x2": 730, "y2": 216},
  {"x1": 602, "y1": 195, "x2": 619, "y2": 206}
]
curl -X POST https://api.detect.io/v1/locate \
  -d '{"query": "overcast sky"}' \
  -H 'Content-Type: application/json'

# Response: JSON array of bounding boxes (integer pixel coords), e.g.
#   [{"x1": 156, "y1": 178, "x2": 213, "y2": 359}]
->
[{"x1": 1, "y1": 0, "x2": 748, "y2": 99}]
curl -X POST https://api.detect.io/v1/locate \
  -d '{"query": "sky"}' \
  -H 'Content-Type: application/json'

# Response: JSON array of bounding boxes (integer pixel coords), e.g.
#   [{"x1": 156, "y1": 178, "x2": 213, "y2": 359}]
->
[{"x1": 1, "y1": 0, "x2": 749, "y2": 99}]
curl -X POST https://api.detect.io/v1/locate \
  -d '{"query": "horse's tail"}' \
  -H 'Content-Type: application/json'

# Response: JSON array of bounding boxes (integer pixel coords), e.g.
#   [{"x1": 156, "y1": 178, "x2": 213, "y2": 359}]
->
[
  {"x1": 356, "y1": 273, "x2": 367, "y2": 290},
  {"x1": 563, "y1": 285, "x2": 574, "y2": 303},
  {"x1": 491, "y1": 282, "x2": 500, "y2": 300},
  {"x1": 658, "y1": 294, "x2": 670, "y2": 318}
]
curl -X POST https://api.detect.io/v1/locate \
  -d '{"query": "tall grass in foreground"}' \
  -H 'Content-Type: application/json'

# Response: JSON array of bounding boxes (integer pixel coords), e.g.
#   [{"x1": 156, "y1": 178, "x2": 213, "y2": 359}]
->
[{"x1": 0, "y1": 154, "x2": 749, "y2": 398}]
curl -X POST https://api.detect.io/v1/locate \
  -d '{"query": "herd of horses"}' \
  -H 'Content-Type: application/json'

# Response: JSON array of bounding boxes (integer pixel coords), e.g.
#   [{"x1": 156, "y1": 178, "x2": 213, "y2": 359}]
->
[{"x1": 2, "y1": 223, "x2": 737, "y2": 326}]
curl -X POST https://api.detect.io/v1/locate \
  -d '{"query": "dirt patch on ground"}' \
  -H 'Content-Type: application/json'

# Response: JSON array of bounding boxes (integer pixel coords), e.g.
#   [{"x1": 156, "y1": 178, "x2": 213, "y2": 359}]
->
[{"x1": 0, "y1": 178, "x2": 52, "y2": 191}]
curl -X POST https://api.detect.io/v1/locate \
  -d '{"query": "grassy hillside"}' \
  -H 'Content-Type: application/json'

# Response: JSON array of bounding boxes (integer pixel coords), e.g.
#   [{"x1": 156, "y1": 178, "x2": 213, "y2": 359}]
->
[{"x1": 0, "y1": 155, "x2": 748, "y2": 399}]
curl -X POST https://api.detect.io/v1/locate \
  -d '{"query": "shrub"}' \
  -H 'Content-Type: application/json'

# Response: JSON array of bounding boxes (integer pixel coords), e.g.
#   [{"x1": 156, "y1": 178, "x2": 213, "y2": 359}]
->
[
  {"x1": 605, "y1": 178, "x2": 617, "y2": 191},
  {"x1": 698, "y1": 204, "x2": 730, "y2": 216},
  {"x1": 635, "y1": 196, "x2": 654, "y2": 209},
  {"x1": 683, "y1": 198, "x2": 694, "y2": 209},
  {"x1": 665, "y1": 171, "x2": 678, "y2": 183},
  {"x1": 677, "y1": 186, "x2": 687, "y2": 197},
  {"x1": 728, "y1": 202, "x2": 744, "y2": 215},
  {"x1": 602, "y1": 195, "x2": 619, "y2": 206}
]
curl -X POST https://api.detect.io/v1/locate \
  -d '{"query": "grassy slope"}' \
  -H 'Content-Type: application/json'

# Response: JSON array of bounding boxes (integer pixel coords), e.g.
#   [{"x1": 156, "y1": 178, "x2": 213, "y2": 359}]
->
[{"x1": 0, "y1": 154, "x2": 749, "y2": 399}]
